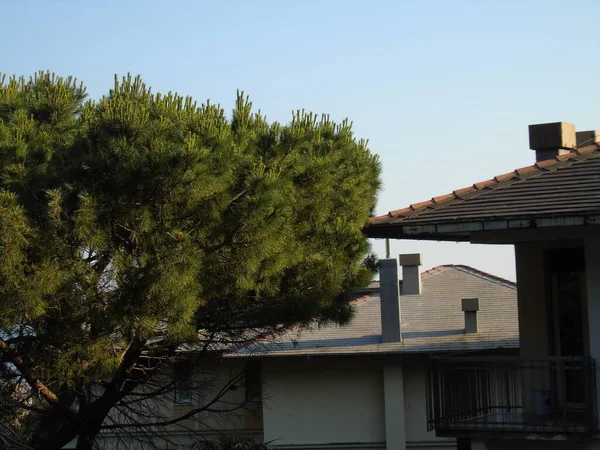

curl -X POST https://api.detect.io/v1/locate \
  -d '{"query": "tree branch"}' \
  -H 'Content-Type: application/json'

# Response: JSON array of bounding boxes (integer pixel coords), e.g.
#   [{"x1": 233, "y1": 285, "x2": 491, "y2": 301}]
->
[{"x1": 0, "y1": 338, "x2": 59, "y2": 406}]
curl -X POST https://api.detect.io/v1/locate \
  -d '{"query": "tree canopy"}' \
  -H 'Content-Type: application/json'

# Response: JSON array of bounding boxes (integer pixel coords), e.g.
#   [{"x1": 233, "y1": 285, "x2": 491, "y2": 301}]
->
[{"x1": 0, "y1": 72, "x2": 381, "y2": 449}]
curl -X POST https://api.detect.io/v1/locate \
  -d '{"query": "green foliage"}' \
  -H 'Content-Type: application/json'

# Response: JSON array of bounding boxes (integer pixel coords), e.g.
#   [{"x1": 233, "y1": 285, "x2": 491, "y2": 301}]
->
[
  {"x1": 0, "y1": 71, "x2": 380, "y2": 446},
  {"x1": 193, "y1": 434, "x2": 278, "y2": 450}
]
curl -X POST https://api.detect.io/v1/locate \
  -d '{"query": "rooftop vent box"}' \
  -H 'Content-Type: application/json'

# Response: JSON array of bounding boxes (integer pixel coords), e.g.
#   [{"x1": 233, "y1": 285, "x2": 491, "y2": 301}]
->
[{"x1": 528, "y1": 122, "x2": 576, "y2": 151}]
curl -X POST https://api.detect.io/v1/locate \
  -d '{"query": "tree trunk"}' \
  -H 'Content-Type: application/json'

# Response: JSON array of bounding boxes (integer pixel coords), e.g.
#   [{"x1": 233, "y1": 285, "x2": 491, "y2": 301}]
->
[
  {"x1": 31, "y1": 420, "x2": 79, "y2": 450},
  {"x1": 31, "y1": 407, "x2": 107, "y2": 450},
  {"x1": 75, "y1": 434, "x2": 94, "y2": 450},
  {"x1": 32, "y1": 341, "x2": 144, "y2": 450}
]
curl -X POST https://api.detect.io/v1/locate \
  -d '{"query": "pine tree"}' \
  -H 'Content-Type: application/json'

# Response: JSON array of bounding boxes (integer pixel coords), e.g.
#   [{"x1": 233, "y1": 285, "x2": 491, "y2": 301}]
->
[{"x1": 0, "y1": 72, "x2": 381, "y2": 449}]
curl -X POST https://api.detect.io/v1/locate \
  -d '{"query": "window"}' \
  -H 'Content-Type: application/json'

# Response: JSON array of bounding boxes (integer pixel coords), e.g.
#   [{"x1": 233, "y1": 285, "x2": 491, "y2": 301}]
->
[
  {"x1": 245, "y1": 361, "x2": 262, "y2": 403},
  {"x1": 546, "y1": 247, "x2": 587, "y2": 405},
  {"x1": 174, "y1": 361, "x2": 192, "y2": 405},
  {"x1": 546, "y1": 247, "x2": 586, "y2": 357}
]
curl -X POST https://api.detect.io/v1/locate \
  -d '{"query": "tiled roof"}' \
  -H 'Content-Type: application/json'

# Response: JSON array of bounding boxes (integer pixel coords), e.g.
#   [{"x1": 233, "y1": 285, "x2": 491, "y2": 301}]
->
[
  {"x1": 366, "y1": 144, "x2": 600, "y2": 239},
  {"x1": 230, "y1": 265, "x2": 518, "y2": 357}
]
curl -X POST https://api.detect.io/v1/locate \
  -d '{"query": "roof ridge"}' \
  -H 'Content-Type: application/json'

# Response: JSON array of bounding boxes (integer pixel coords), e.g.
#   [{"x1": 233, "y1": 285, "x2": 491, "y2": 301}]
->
[
  {"x1": 374, "y1": 144, "x2": 600, "y2": 222},
  {"x1": 414, "y1": 264, "x2": 515, "y2": 288},
  {"x1": 394, "y1": 264, "x2": 450, "y2": 285},
  {"x1": 348, "y1": 293, "x2": 375, "y2": 305},
  {"x1": 420, "y1": 264, "x2": 450, "y2": 277},
  {"x1": 447, "y1": 264, "x2": 516, "y2": 288}
]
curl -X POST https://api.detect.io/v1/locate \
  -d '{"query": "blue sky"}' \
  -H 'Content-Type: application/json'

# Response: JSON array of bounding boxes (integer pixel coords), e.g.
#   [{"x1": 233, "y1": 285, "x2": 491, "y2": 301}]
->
[{"x1": 5, "y1": 0, "x2": 600, "y2": 280}]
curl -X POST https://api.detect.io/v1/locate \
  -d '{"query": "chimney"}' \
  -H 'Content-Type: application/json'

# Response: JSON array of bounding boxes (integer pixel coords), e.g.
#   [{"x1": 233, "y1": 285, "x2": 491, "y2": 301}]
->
[
  {"x1": 462, "y1": 298, "x2": 479, "y2": 334},
  {"x1": 399, "y1": 253, "x2": 422, "y2": 295},
  {"x1": 379, "y1": 258, "x2": 402, "y2": 343},
  {"x1": 576, "y1": 130, "x2": 600, "y2": 147},
  {"x1": 528, "y1": 122, "x2": 576, "y2": 162}
]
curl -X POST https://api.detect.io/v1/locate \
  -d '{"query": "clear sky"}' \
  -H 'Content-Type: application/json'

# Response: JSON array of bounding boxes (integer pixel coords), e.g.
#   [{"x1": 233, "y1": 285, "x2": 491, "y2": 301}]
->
[{"x1": 5, "y1": 0, "x2": 600, "y2": 281}]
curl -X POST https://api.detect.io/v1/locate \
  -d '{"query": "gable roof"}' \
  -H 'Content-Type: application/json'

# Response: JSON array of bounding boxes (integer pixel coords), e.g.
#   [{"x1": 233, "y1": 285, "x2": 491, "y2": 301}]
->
[
  {"x1": 366, "y1": 144, "x2": 600, "y2": 241},
  {"x1": 230, "y1": 265, "x2": 518, "y2": 358}
]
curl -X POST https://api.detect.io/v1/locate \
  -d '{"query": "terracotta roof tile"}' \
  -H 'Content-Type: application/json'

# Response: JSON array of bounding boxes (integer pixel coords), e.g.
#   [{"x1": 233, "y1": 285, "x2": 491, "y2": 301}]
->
[
  {"x1": 557, "y1": 153, "x2": 578, "y2": 162},
  {"x1": 473, "y1": 179, "x2": 496, "y2": 190},
  {"x1": 534, "y1": 159, "x2": 556, "y2": 169},
  {"x1": 410, "y1": 200, "x2": 434, "y2": 210},
  {"x1": 494, "y1": 172, "x2": 516, "y2": 183},
  {"x1": 453, "y1": 186, "x2": 475, "y2": 198},
  {"x1": 366, "y1": 144, "x2": 600, "y2": 235},
  {"x1": 432, "y1": 193, "x2": 455, "y2": 203},
  {"x1": 579, "y1": 144, "x2": 599, "y2": 154},
  {"x1": 514, "y1": 165, "x2": 537, "y2": 176},
  {"x1": 369, "y1": 214, "x2": 390, "y2": 224},
  {"x1": 388, "y1": 207, "x2": 412, "y2": 218}
]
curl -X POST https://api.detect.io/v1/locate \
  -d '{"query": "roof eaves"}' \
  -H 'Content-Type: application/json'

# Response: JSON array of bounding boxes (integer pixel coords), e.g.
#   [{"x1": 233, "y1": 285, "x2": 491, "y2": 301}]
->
[{"x1": 369, "y1": 144, "x2": 600, "y2": 227}]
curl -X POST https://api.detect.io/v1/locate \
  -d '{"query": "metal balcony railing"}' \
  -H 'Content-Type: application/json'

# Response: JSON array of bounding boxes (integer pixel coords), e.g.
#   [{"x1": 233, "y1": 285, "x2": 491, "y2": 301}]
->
[{"x1": 427, "y1": 356, "x2": 597, "y2": 437}]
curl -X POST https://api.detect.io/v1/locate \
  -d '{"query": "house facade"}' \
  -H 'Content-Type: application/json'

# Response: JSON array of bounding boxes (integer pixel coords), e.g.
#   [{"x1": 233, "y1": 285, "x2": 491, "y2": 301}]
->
[
  {"x1": 366, "y1": 122, "x2": 600, "y2": 450},
  {"x1": 228, "y1": 259, "x2": 518, "y2": 450},
  {"x1": 93, "y1": 260, "x2": 518, "y2": 450}
]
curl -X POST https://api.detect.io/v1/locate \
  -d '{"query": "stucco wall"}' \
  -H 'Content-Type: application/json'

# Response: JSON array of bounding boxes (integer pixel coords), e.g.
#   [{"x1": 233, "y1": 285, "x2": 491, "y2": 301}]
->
[
  {"x1": 91, "y1": 360, "x2": 259, "y2": 449},
  {"x1": 262, "y1": 357, "x2": 456, "y2": 450},
  {"x1": 262, "y1": 358, "x2": 386, "y2": 447},
  {"x1": 514, "y1": 242, "x2": 550, "y2": 357},
  {"x1": 187, "y1": 360, "x2": 260, "y2": 432},
  {"x1": 89, "y1": 355, "x2": 458, "y2": 450},
  {"x1": 402, "y1": 360, "x2": 453, "y2": 447}
]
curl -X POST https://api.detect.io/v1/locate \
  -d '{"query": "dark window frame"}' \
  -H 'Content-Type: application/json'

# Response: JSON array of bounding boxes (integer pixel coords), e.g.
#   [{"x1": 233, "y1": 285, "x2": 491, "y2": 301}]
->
[
  {"x1": 174, "y1": 360, "x2": 193, "y2": 405},
  {"x1": 245, "y1": 360, "x2": 262, "y2": 403}
]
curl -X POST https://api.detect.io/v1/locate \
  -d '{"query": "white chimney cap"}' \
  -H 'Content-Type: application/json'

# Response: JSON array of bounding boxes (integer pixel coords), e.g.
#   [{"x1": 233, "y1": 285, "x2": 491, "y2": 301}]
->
[{"x1": 399, "y1": 253, "x2": 422, "y2": 267}]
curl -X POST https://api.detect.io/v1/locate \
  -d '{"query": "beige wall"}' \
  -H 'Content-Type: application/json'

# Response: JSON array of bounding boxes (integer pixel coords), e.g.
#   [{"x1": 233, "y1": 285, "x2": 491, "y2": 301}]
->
[
  {"x1": 403, "y1": 360, "x2": 453, "y2": 447},
  {"x1": 262, "y1": 357, "x2": 456, "y2": 450},
  {"x1": 190, "y1": 361, "x2": 252, "y2": 432},
  {"x1": 78, "y1": 355, "x2": 459, "y2": 450},
  {"x1": 262, "y1": 358, "x2": 386, "y2": 447},
  {"x1": 93, "y1": 360, "x2": 260, "y2": 449},
  {"x1": 514, "y1": 242, "x2": 550, "y2": 357}
]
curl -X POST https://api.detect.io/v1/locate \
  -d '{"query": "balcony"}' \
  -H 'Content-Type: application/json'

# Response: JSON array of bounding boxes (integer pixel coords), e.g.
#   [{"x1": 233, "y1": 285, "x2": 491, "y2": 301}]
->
[{"x1": 427, "y1": 356, "x2": 597, "y2": 438}]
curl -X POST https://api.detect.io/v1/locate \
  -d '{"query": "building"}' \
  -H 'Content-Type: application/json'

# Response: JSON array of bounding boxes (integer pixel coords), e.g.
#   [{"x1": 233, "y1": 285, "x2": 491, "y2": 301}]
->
[
  {"x1": 227, "y1": 258, "x2": 517, "y2": 450},
  {"x1": 365, "y1": 122, "x2": 600, "y2": 450},
  {"x1": 92, "y1": 259, "x2": 517, "y2": 450}
]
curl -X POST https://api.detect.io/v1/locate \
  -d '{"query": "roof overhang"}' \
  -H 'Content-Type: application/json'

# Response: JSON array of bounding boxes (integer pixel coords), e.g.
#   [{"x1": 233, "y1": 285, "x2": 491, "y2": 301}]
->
[{"x1": 366, "y1": 214, "x2": 600, "y2": 244}]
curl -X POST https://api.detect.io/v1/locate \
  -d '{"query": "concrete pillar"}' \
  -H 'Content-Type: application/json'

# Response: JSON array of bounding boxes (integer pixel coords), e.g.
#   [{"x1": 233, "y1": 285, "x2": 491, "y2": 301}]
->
[
  {"x1": 383, "y1": 360, "x2": 406, "y2": 450},
  {"x1": 514, "y1": 243, "x2": 549, "y2": 357},
  {"x1": 380, "y1": 258, "x2": 401, "y2": 343},
  {"x1": 585, "y1": 238, "x2": 600, "y2": 423}
]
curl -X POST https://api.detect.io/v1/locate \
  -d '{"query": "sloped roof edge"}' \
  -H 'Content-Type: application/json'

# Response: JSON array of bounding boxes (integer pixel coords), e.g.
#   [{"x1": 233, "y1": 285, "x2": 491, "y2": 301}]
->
[{"x1": 367, "y1": 144, "x2": 600, "y2": 230}]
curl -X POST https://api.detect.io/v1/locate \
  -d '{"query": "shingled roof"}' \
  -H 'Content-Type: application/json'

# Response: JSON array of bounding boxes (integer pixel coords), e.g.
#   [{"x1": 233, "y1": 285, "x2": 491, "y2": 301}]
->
[
  {"x1": 231, "y1": 265, "x2": 518, "y2": 358},
  {"x1": 366, "y1": 143, "x2": 600, "y2": 241}
]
